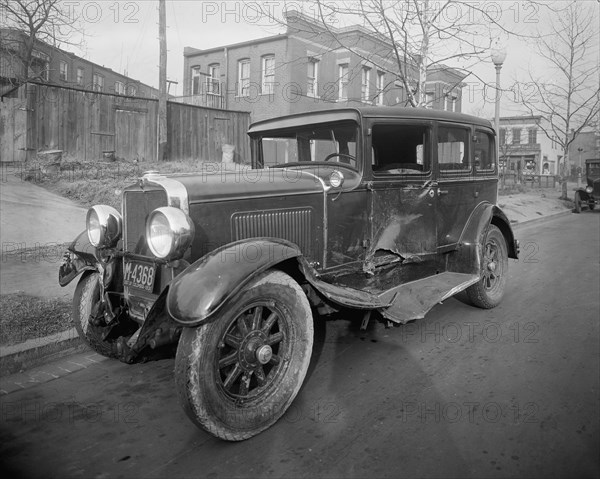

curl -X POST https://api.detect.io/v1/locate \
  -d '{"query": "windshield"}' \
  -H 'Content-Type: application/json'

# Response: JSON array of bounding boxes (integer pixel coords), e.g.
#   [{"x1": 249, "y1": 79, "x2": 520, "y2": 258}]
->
[
  {"x1": 258, "y1": 121, "x2": 358, "y2": 169},
  {"x1": 587, "y1": 162, "x2": 600, "y2": 177}
]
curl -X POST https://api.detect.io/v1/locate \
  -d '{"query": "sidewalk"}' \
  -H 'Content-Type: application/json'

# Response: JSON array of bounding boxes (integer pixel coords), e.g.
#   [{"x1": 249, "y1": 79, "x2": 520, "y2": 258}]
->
[
  {"x1": 1, "y1": 173, "x2": 86, "y2": 298},
  {"x1": 0, "y1": 179, "x2": 574, "y2": 376}
]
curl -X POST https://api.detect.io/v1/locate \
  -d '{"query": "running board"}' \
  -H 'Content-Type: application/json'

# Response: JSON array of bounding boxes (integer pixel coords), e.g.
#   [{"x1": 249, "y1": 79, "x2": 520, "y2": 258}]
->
[{"x1": 378, "y1": 272, "x2": 480, "y2": 324}]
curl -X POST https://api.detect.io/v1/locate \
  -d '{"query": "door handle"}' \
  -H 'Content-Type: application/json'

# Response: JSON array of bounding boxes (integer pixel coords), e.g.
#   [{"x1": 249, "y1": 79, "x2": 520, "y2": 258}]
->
[{"x1": 437, "y1": 189, "x2": 449, "y2": 196}]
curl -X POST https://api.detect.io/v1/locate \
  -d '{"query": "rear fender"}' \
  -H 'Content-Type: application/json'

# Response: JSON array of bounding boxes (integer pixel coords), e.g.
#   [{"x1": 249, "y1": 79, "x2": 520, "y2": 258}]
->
[
  {"x1": 449, "y1": 203, "x2": 518, "y2": 274},
  {"x1": 166, "y1": 238, "x2": 302, "y2": 327}
]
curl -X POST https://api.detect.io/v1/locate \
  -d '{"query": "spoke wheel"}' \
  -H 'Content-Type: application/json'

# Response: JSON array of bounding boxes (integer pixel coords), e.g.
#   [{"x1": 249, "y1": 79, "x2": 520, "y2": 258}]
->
[
  {"x1": 73, "y1": 272, "x2": 118, "y2": 358},
  {"x1": 217, "y1": 301, "x2": 289, "y2": 400},
  {"x1": 175, "y1": 270, "x2": 313, "y2": 441},
  {"x1": 466, "y1": 224, "x2": 508, "y2": 309}
]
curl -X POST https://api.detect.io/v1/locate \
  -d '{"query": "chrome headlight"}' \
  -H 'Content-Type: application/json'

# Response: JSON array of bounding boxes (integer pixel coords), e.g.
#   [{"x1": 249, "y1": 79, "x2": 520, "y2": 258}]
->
[
  {"x1": 146, "y1": 207, "x2": 195, "y2": 260},
  {"x1": 86, "y1": 205, "x2": 122, "y2": 248},
  {"x1": 586, "y1": 186, "x2": 593, "y2": 194}
]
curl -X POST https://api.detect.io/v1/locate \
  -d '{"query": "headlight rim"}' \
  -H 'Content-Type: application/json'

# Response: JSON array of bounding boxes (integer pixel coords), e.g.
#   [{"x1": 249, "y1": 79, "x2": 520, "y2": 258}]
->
[
  {"x1": 86, "y1": 205, "x2": 122, "y2": 248},
  {"x1": 145, "y1": 206, "x2": 195, "y2": 261}
]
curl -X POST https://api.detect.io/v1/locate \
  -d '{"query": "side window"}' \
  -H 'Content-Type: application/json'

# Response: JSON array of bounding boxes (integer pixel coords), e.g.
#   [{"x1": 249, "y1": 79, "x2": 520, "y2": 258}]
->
[
  {"x1": 372, "y1": 124, "x2": 430, "y2": 175},
  {"x1": 438, "y1": 126, "x2": 470, "y2": 174},
  {"x1": 474, "y1": 130, "x2": 496, "y2": 173}
]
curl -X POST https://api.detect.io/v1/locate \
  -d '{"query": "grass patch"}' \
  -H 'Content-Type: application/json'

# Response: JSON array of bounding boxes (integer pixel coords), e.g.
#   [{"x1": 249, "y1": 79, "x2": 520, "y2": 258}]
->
[
  {"x1": 19, "y1": 159, "x2": 206, "y2": 210},
  {"x1": 0, "y1": 294, "x2": 72, "y2": 346}
]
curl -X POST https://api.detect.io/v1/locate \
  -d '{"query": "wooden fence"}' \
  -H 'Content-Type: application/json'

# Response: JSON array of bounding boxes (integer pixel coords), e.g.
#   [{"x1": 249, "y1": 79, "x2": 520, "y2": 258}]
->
[
  {"x1": 0, "y1": 82, "x2": 251, "y2": 164},
  {"x1": 501, "y1": 172, "x2": 557, "y2": 188}
]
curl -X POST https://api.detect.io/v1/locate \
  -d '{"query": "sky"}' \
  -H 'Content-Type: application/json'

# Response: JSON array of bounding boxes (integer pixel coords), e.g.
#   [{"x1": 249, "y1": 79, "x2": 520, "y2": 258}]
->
[{"x1": 57, "y1": 0, "x2": 599, "y2": 119}]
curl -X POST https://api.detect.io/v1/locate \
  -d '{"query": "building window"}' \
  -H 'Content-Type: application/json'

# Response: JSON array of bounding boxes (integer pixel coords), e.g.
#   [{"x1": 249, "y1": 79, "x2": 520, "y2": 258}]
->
[
  {"x1": 76, "y1": 67, "x2": 84, "y2": 85},
  {"x1": 115, "y1": 81, "x2": 124, "y2": 94},
  {"x1": 528, "y1": 128, "x2": 537, "y2": 144},
  {"x1": 59, "y1": 61, "x2": 68, "y2": 81},
  {"x1": 92, "y1": 73, "x2": 104, "y2": 91},
  {"x1": 238, "y1": 59, "x2": 250, "y2": 97},
  {"x1": 307, "y1": 58, "x2": 319, "y2": 97},
  {"x1": 261, "y1": 55, "x2": 275, "y2": 95},
  {"x1": 425, "y1": 91, "x2": 434, "y2": 109},
  {"x1": 376, "y1": 72, "x2": 385, "y2": 106},
  {"x1": 446, "y1": 94, "x2": 457, "y2": 112},
  {"x1": 127, "y1": 84, "x2": 137, "y2": 96},
  {"x1": 191, "y1": 66, "x2": 201, "y2": 95},
  {"x1": 207, "y1": 63, "x2": 220, "y2": 94},
  {"x1": 512, "y1": 128, "x2": 521, "y2": 144},
  {"x1": 499, "y1": 128, "x2": 506, "y2": 145},
  {"x1": 338, "y1": 64, "x2": 349, "y2": 100},
  {"x1": 30, "y1": 50, "x2": 49, "y2": 81},
  {"x1": 361, "y1": 66, "x2": 371, "y2": 102}
]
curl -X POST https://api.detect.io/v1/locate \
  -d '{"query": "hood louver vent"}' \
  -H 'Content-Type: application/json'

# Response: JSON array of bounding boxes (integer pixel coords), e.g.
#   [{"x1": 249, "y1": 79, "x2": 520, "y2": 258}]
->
[{"x1": 232, "y1": 207, "x2": 313, "y2": 252}]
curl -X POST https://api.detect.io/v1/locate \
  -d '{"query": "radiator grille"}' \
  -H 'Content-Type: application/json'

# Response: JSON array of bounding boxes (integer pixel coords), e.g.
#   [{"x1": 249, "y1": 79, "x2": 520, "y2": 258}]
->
[
  {"x1": 123, "y1": 189, "x2": 168, "y2": 255},
  {"x1": 232, "y1": 208, "x2": 313, "y2": 252}
]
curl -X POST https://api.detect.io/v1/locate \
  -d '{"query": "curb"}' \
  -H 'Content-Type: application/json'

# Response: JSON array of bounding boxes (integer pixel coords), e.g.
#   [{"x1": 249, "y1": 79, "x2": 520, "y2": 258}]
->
[
  {"x1": 0, "y1": 328, "x2": 86, "y2": 377},
  {"x1": 0, "y1": 207, "x2": 574, "y2": 378},
  {"x1": 511, "y1": 209, "x2": 573, "y2": 230}
]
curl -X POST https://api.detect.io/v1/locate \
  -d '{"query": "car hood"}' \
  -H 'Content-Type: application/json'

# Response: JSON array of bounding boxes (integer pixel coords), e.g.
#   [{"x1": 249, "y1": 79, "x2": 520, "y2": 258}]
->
[{"x1": 171, "y1": 165, "x2": 336, "y2": 204}]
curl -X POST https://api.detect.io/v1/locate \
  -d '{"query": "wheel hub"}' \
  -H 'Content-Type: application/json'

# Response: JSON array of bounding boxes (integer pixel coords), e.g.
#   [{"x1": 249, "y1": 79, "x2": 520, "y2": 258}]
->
[
  {"x1": 487, "y1": 261, "x2": 496, "y2": 272},
  {"x1": 256, "y1": 345, "x2": 272, "y2": 365},
  {"x1": 239, "y1": 331, "x2": 269, "y2": 370}
]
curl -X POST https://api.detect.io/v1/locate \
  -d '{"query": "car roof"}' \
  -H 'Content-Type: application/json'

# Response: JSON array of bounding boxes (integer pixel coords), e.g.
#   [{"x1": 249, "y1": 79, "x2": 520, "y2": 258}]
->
[{"x1": 248, "y1": 106, "x2": 494, "y2": 134}]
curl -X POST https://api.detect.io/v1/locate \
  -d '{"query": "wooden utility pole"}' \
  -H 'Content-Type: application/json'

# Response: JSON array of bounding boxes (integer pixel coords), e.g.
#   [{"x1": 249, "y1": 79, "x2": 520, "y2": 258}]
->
[{"x1": 158, "y1": 0, "x2": 167, "y2": 161}]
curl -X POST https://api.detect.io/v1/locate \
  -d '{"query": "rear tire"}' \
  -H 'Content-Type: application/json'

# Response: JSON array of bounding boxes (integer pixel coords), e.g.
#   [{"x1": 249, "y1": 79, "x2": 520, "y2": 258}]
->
[
  {"x1": 466, "y1": 225, "x2": 508, "y2": 309},
  {"x1": 73, "y1": 272, "x2": 118, "y2": 358},
  {"x1": 175, "y1": 270, "x2": 313, "y2": 441}
]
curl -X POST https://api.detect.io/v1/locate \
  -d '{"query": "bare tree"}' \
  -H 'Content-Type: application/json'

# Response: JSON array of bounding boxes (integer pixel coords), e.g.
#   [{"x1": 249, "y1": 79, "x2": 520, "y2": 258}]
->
[
  {"x1": 0, "y1": 0, "x2": 83, "y2": 97},
  {"x1": 256, "y1": 0, "x2": 538, "y2": 107},
  {"x1": 517, "y1": 1, "x2": 600, "y2": 199}
]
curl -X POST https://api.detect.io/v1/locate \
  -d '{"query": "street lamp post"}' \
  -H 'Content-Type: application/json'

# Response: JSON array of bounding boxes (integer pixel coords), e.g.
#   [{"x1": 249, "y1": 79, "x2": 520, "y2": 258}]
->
[
  {"x1": 577, "y1": 147, "x2": 584, "y2": 186},
  {"x1": 491, "y1": 44, "x2": 507, "y2": 187}
]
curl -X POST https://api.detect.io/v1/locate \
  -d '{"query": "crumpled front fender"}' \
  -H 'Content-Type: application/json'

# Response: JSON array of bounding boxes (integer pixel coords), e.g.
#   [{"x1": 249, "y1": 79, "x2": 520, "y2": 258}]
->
[
  {"x1": 58, "y1": 230, "x2": 98, "y2": 286},
  {"x1": 166, "y1": 238, "x2": 302, "y2": 327}
]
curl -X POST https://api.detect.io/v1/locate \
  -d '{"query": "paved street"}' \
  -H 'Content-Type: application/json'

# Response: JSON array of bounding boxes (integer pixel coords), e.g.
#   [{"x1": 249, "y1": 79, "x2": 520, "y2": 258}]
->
[{"x1": 1, "y1": 213, "x2": 598, "y2": 479}]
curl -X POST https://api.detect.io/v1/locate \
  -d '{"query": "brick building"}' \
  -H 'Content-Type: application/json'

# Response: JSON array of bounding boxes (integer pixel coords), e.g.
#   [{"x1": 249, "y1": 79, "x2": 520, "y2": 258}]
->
[
  {"x1": 177, "y1": 10, "x2": 466, "y2": 121},
  {"x1": 569, "y1": 129, "x2": 600, "y2": 175},
  {"x1": 498, "y1": 116, "x2": 563, "y2": 175},
  {"x1": 0, "y1": 27, "x2": 158, "y2": 98}
]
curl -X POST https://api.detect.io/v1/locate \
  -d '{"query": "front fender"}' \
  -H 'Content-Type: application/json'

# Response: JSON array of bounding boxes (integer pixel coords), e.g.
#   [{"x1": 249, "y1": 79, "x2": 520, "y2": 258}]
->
[
  {"x1": 575, "y1": 188, "x2": 590, "y2": 201},
  {"x1": 58, "y1": 230, "x2": 99, "y2": 286},
  {"x1": 166, "y1": 238, "x2": 302, "y2": 327}
]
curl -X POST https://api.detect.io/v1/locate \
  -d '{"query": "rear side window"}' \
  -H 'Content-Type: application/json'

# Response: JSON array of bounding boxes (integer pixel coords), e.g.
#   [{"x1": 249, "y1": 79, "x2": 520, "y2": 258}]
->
[
  {"x1": 438, "y1": 126, "x2": 470, "y2": 174},
  {"x1": 474, "y1": 130, "x2": 496, "y2": 173}
]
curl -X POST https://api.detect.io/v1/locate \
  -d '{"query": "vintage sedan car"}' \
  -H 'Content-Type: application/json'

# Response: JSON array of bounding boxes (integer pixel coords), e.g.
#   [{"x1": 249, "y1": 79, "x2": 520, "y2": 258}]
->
[
  {"x1": 573, "y1": 158, "x2": 600, "y2": 213},
  {"x1": 59, "y1": 107, "x2": 519, "y2": 441}
]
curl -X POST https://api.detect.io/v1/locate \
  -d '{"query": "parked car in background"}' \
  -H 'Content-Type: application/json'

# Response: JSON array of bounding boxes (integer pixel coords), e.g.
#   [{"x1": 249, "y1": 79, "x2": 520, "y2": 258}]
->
[
  {"x1": 59, "y1": 107, "x2": 519, "y2": 441},
  {"x1": 573, "y1": 159, "x2": 600, "y2": 213}
]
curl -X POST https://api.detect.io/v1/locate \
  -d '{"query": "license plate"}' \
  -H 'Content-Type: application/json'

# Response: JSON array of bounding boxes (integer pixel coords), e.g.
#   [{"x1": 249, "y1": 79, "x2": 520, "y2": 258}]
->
[{"x1": 123, "y1": 260, "x2": 157, "y2": 292}]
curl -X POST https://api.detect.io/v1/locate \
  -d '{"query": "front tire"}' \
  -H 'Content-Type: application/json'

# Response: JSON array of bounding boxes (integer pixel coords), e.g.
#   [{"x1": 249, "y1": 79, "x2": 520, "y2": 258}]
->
[
  {"x1": 175, "y1": 270, "x2": 314, "y2": 441},
  {"x1": 466, "y1": 224, "x2": 508, "y2": 309},
  {"x1": 73, "y1": 272, "x2": 118, "y2": 358}
]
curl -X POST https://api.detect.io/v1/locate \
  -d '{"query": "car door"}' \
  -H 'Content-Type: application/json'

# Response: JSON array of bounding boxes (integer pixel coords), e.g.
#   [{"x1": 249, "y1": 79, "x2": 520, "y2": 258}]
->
[
  {"x1": 435, "y1": 122, "x2": 475, "y2": 252},
  {"x1": 366, "y1": 120, "x2": 438, "y2": 272}
]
